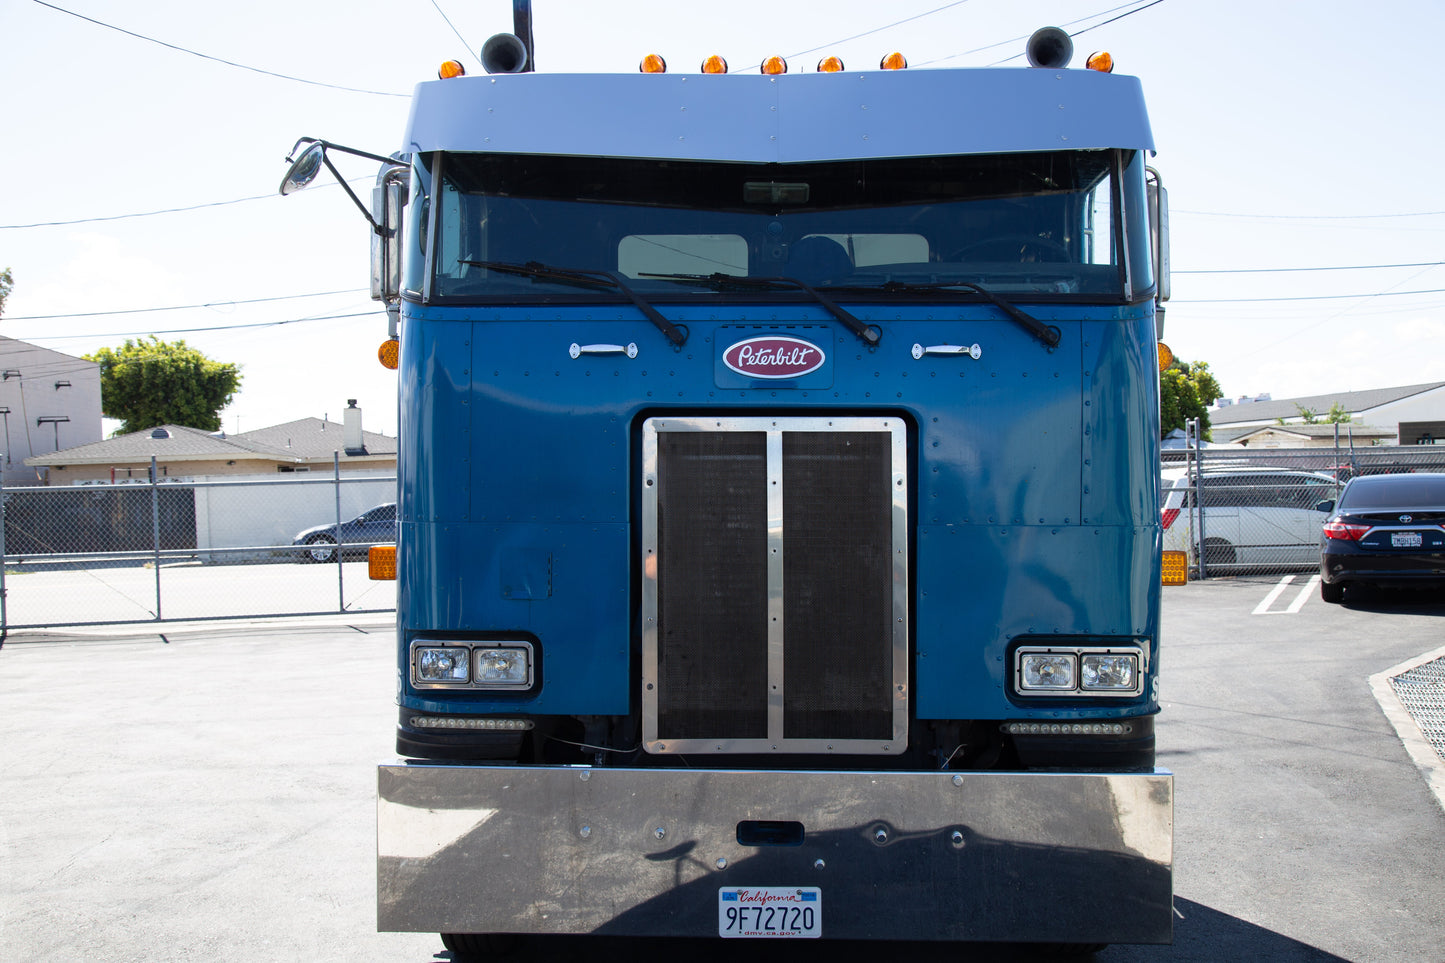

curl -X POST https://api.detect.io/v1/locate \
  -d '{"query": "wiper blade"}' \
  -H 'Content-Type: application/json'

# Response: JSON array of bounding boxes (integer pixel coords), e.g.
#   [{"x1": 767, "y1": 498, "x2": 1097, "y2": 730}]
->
[
  {"x1": 642, "y1": 272, "x2": 880, "y2": 347},
  {"x1": 461, "y1": 259, "x2": 686, "y2": 347},
  {"x1": 836, "y1": 279, "x2": 1061, "y2": 349}
]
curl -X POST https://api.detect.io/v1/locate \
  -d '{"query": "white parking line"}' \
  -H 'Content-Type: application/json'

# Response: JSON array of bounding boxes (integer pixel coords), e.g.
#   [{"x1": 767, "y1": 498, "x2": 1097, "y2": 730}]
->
[{"x1": 1252, "y1": 574, "x2": 1321, "y2": 615}]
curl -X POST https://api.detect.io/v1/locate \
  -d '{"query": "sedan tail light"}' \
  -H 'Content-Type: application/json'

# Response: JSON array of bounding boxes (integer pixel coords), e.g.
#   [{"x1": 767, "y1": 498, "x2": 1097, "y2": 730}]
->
[{"x1": 1323, "y1": 520, "x2": 1370, "y2": 541}]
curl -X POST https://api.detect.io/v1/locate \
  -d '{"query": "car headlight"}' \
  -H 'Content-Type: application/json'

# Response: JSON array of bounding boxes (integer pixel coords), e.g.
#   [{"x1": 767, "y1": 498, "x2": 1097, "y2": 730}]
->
[
  {"x1": 475, "y1": 646, "x2": 531, "y2": 686},
  {"x1": 415, "y1": 646, "x2": 470, "y2": 683},
  {"x1": 1020, "y1": 653, "x2": 1076, "y2": 690},
  {"x1": 1081, "y1": 653, "x2": 1138, "y2": 691}
]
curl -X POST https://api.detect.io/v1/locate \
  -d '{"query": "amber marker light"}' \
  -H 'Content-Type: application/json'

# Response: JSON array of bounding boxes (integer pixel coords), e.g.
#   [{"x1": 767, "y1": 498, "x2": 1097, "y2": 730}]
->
[
  {"x1": 880, "y1": 51, "x2": 908, "y2": 70},
  {"x1": 1086, "y1": 51, "x2": 1114, "y2": 73},
  {"x1": 379, "y1": 338, "x2": 400, "y2": 370},
  {"x1": 701, "y1": 55, "x2": 728, "y2": 74},
  {"x1": 760, "y1": 56, "x2": 788, "y2": 75},
  {"x1": 816, "y1": 56, "x2": 845, "y2": 72},
  {"x1": 639, "y1": 53, "x2": 667, "y2": 74},
  {"x1": 369, "y1": 545, "x2": 398, "y2": 581},
  {"x1": 1157, "y1": 342, "x2": 1174, "y2": 372},
  {"x1": 438, "y1": 60, "x2": 466, "y2": 79}
]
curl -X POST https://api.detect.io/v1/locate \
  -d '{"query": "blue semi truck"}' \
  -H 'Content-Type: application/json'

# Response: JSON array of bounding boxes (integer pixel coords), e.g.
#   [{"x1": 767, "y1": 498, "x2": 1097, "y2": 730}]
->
[{"x1": 284, "y1": 13, "x2": 1173, "y2": 955}]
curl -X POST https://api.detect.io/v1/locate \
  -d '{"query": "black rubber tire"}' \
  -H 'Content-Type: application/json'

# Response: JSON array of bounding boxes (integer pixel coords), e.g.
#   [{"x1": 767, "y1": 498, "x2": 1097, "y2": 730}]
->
[
  {"x1": 1320, "y1": 578, "x2": 1345, "y2": 604},
  {"x1": 303, "y1": 533, "x2": 337, "y2": 563},
  {"x1": 1201, "y1": 537, "x2": 1236, "y2": 567},
  {"x1": 440, "y1": 933, "x2": 521, "y2": 960}
]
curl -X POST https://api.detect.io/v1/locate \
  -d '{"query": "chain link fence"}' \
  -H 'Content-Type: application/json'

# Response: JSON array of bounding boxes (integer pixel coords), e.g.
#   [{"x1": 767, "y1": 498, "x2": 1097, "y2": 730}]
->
[
  {"x1": 1, "y1": 458, "x2": 396, "y2": 631},
  {"x1": 1163, "y1": 421, "x2": 1445, "y2": 580}
]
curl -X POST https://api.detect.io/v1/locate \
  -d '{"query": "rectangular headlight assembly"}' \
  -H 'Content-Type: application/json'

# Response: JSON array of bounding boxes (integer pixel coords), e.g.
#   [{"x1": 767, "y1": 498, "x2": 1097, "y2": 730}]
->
[
  {"x1": 410, "y1": 639, "x2": 535, "y2": 690},
  {"x1": 1014, "y1": 644, "x2": 1146, "y2": 697}
]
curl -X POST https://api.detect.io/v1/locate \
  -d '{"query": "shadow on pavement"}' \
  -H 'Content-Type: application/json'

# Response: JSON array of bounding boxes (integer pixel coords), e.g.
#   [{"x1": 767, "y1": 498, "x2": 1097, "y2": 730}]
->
[{"x1": 417, "y1": 897, "x2": 1351, "y2": 963}]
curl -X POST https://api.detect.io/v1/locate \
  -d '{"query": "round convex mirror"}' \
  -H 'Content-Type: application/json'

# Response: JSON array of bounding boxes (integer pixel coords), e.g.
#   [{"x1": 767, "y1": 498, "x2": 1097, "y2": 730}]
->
[{"x1": 279, "y1": 142, "x2": 326, "y2": 195}]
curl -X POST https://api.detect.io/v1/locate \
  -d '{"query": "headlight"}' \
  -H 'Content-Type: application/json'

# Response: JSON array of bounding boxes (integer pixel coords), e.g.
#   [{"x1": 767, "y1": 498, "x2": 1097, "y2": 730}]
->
[
  {"x1": 1013, "y1": 644, "x2": 1146, "y2": 698},
  {"x1": 475, "y1": 646, "x2": 532, "y2": 686},
  {"x1": 1081, "y1": 654, "x2": 1138, "y2": 691},
  {"x1": 410, "y1": 639, "x2": 536, "y2": 689},
  {"x1": 1020, "y1": 654, "x2": 1076, "y2": 690},
  {"x1": 416, "y1": 646, "x2": 470, "y2": 683}
]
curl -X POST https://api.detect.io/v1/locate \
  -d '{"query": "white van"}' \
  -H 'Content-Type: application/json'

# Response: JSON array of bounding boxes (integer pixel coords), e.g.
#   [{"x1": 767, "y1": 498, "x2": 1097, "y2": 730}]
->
[{"x1": 1161, "y1": 467, "x2": 1339, "y2": 570}]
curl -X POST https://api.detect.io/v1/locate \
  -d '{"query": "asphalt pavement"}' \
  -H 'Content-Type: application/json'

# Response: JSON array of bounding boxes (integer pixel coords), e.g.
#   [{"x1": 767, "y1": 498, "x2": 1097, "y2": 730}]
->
[{"x1": 1, "y1": 580, "x2": 1442, "y2": 962}]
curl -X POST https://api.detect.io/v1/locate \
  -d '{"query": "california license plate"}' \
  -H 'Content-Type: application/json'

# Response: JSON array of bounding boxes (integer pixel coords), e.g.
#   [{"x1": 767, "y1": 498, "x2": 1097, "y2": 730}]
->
[
  {"x1": 718, "y1": 887, "x2": 821, "y2": 938},
  {"x1": 1392, "y1": 531, "x2": 1423, "y2": 548}
]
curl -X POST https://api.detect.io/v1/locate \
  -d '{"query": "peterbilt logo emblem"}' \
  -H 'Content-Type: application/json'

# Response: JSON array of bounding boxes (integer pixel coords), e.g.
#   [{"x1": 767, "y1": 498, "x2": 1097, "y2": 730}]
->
[
  {"x1": 1399, "y1": 514, "x2": 1413, "y2": 523},
  {"x1": 723, "y1": 336, "x2": 825, "y2": 379}
]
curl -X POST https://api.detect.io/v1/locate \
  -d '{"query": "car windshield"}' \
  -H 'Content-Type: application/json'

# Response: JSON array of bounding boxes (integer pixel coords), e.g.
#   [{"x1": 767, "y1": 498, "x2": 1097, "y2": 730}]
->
[
  {"x1": 1339, "y1": 474, "x2": 1445, "y2": 510},
  {"x1": 411, "y1": 149, "x2": 1153, "y2": 304}
]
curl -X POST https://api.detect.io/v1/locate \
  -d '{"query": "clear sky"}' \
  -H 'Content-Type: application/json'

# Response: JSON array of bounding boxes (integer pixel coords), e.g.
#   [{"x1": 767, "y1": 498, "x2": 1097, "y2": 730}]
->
[{"x1": 4, "y1": 0, "x2": 1443, "y2": 439}]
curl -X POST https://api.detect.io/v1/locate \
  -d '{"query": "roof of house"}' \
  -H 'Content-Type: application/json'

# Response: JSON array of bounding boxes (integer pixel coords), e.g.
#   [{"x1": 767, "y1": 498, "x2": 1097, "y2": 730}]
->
[
  {"x1": 1211, "y1": 382, "x2": 1445, "y2": 426},
  {"x1": 24, "y1": 424, "x2": 300, "y2": 467},
  {"x1": 24, "y1": 416, "x2": 397, "y2": 468},
  {"x1": 234, "y1": 417, "x2": 397, "y2": 459},
  {"x1": 1231, "y1": 424, "x2": 1397, "y2": 442}
]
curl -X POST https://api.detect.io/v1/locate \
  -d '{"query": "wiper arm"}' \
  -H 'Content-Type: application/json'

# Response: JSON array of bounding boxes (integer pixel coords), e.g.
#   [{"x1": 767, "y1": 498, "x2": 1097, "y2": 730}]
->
[
  {"x1": 835, "y1": 279, "x2": 1061, "y2": 349},
  {"x1": 461, "y1": 259, "x2": 686, "y2": 347},
  {"x1": 642, "y1": 272, "x2": 880, "y2": 347}
]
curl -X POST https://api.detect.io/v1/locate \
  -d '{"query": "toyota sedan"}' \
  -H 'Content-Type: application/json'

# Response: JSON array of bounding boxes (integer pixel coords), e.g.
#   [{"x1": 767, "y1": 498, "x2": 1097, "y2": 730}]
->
[{"x1": 1319, "y1": 473, "x2": 1445, "y2": 602}]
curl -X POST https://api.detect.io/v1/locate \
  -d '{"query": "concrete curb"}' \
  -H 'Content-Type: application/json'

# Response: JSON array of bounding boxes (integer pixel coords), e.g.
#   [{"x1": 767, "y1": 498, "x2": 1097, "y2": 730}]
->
[{"x1": 1369, "y1": 644, "x2": 1445, "y2": 815}]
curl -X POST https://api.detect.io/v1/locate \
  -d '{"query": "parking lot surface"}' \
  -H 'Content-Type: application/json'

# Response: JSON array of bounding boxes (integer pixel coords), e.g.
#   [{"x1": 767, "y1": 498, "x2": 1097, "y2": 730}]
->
[{"x1": 1, "y1": 580, "x2": 1442, "y2": 962}]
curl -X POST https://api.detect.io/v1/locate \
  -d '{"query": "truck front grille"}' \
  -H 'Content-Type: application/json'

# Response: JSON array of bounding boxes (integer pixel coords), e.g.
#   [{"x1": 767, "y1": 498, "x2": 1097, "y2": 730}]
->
[{"x1": 641, "y1": 417, "x2": 908, "y2": 755}]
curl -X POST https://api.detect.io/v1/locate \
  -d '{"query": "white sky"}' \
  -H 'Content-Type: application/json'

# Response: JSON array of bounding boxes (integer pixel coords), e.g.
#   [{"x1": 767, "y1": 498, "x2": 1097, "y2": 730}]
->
[{"x1": 4, "y1": 0, "x2": 1443, "y2": 439}]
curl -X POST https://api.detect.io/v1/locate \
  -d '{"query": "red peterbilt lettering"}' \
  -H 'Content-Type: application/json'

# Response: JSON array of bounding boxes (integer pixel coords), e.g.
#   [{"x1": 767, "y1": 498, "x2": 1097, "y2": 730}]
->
[{"x1": 723, "y1": 336, "x2": 826, "y2": 379}]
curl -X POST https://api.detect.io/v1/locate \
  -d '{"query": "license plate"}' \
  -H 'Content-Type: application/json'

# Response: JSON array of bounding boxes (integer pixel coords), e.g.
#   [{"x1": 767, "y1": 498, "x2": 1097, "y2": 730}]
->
[
  {"x1": 1392, "y1": 531, "x2": 1424, "y2": 548},
  {"x1": 718, "y1": 887, "x2": 821, "y2": 938}
]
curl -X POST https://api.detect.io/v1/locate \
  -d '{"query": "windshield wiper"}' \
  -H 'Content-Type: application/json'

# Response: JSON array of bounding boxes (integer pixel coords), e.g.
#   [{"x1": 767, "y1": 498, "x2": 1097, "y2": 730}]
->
[
  {"x1": 835, "y1": 279, "x2": 1061, "y2": 349},
  {"x1": 641, "y1": 272, "x2": 880, "y2": 346},
  {"x1": 461, "y1": 259, "x2": 686, "y2": 347}
]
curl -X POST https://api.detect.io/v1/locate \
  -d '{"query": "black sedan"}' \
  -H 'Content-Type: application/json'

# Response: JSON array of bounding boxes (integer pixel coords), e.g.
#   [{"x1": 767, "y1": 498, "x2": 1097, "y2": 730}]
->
[{"x1": 1319, "y1": 473, "x2": 1445, "y2": 602}]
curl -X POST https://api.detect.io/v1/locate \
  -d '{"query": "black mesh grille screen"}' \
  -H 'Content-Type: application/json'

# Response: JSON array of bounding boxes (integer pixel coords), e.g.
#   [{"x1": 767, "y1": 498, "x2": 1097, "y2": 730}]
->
[
  {"x1": 782, "y1": 433, "x2": 894, "y2": 740},
  {"x1": 656, "y1": 432, "x2": 769, "y2": 740}
]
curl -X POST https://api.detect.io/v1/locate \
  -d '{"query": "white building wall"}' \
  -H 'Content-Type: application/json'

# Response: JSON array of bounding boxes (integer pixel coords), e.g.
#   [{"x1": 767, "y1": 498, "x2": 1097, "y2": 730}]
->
[
  {"x1": 1366, "y1": 388, "x2": 1445, "y2": 428},
  {"x1": 190, "y1": 470, "x2": 396, "y2": 559},
  {"x1": 0, "y1": 337, "x2": 103, "y2": 487}
]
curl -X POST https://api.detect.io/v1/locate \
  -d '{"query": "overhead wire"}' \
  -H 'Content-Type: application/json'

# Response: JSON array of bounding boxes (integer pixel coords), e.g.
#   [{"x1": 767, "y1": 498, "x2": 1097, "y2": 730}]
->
[{"x1": 30, "y1": 0, "x2": 408, "y2": 97}]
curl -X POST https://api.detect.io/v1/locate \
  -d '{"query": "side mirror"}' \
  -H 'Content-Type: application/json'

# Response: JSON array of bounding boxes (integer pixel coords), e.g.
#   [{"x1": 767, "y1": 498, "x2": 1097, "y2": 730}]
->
[
  {"x1": 1315, "y1": 500, "x2": 1335, "y2": 514},
  {"x1": 280, "y1": 141, "x2": 326, "y2": 195},
  {"x1": 1147, "y1": 167, "x2": 1171, "y2": 304},
  {"x1": 371, "y1": 165, "x2": 407, "y2": 303}
]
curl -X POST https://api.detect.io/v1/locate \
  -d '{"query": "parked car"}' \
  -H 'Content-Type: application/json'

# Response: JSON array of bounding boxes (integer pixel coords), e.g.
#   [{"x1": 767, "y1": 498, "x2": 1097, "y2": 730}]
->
[
  {"x1": 292, "y1": 503, "x2": 397, "y2": 563},
  {"x1": 1161, "y1": 467, "x2": 1340, "y2": 571},
  {"x1": 1319, "y1": 473, "x2": 1445, "y2": 602}
]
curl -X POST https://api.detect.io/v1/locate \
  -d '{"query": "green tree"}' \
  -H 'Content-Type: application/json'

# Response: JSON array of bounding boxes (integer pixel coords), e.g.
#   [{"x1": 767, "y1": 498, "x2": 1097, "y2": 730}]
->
[
  {"x1": 1160, "y1": 359, "x2": 1222, "y2": 440},
  {"x1": 84, "y1": 336, "x2": 242, "y2": 434},
  {"x1": 0, "y1": 267, "x2": 13, "y2": 318}
]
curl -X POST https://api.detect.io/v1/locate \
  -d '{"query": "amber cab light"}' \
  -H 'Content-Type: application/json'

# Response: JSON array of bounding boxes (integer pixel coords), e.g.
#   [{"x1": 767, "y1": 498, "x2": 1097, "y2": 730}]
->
[
  {"x1": 880, "y1": 52, "x2": 908, "y2": 70},
  {"x1": 369, "y1": 545, "x2": 398, "y2": 581},
  {"x1": 760, "y1": 56, "x2": 788, "y2": 75},
  {"x1": 1157, "y1": 341, "x2": 1174, "y2": 372},
  {"x1": 816, "y1": 56, "x2": 845, "y2": 72},
  {"x1": 438, "y1": 60, "x2": 466, "y2": 79},
  {"x1": 1086, "y1": 51, "x2": 1114, "y2": 73},
  {"x1": 1323, "y1": 521, "x2": 1370, "y2": 541},
  {"x1": 378, "y1": 339, "x2": 400, "y2": 370},
  {"x1": 639, "y1": 53, "x2": 667, "y2": 74},
  {"x1": 701, "y1": 55, "x2": 728, "y2": 74}
]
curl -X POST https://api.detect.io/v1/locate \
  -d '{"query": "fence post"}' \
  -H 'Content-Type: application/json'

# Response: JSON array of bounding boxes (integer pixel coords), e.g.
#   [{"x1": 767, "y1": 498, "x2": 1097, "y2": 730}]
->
[
  {"x1": 1, "y1": 460, "x2": 7, "y2": 639},
  {"x1": 1190, "y1": 418, "x2": 1210, "y2": 580},
  {"x1": 334, "y1": 451, "x2": 344, "y2": 612},
  {"x1": 151, "y1": 455, "x2": 162, "y2": 621}
]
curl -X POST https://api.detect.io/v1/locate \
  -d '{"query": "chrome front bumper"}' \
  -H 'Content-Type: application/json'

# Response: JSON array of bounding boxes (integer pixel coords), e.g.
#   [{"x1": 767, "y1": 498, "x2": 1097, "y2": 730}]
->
[{"x1": 378, "y1": 763, "x2": 1173, "y2": 944}]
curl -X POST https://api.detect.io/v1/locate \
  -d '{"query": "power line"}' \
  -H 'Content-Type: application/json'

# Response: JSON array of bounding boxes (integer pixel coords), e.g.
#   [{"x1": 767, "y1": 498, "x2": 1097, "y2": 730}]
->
[
  {"x1": 427, "y1": 0, "x2": 483, "y2": 67},
  {"x1": 1180, "y1": 288, "x2": 1445, "y2": 304},
  {"x1": 1176, "y1": 209, "x2": 1445, "y2": 220},
  {"x1": 1176, "y1": 260, "x2": 1445, "y2": 275},
  {"x1": 0, "y1": 177, "x2": 373, "y2": 230},
  {"x1": 31, "y1": 0, "x2": 407, "y2": 98},
  {"x1": 987, "y1": 0, "x2": 1167, "y2": 66},
  {"x1": 5, "y1": 289, "x2": 367, "y2": 322},
  {"x1": 20, "y1": 311, "x2": 383, "y2": 343}
]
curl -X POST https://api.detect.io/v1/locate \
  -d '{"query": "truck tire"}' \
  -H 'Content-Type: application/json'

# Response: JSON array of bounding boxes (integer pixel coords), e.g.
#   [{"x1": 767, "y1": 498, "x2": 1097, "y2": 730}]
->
[{"x1": 440, "y1": 933, "x2": 520, "y2": 960}]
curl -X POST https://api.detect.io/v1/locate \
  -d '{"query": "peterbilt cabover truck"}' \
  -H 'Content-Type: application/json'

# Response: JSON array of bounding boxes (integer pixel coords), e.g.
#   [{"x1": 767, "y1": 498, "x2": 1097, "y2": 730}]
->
[{"x1": 282, "y1": 13, "x2": 1174, "y2": 956}]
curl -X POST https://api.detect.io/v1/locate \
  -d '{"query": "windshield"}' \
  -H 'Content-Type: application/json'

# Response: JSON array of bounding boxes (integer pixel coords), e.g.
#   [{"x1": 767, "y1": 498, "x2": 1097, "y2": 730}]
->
[{"x1": 418, "y1": 149, "x2": 1153, "y2": 304}]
